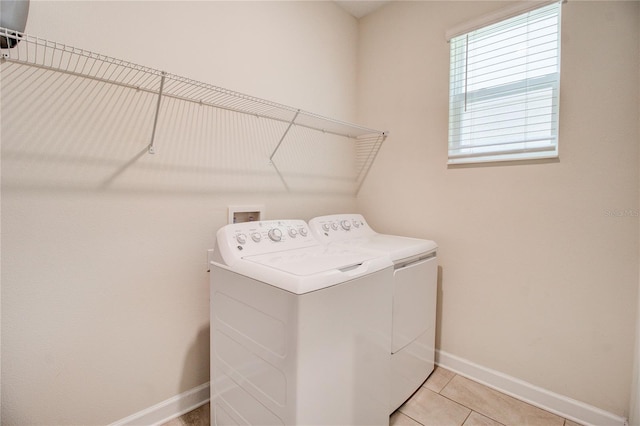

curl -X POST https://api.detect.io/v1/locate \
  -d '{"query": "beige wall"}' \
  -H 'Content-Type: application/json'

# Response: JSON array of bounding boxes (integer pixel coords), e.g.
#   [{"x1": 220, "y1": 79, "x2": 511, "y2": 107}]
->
[
  {"x1": 1, "y1": 1, "x2": 360, "y2": 424},
  {"x1": 357, "y1": 0, "x2": 639, "y2": 418}
]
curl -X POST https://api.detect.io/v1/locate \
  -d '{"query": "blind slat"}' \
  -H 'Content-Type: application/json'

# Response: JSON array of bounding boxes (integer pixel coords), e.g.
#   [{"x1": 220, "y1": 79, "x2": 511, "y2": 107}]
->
[{"x1": 450, "y1": 134, "x2": 557, "y2": 148}]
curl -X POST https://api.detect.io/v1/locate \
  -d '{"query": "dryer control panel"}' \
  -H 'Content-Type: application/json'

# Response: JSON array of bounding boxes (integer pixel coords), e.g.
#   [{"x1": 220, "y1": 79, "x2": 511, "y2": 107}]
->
[
  {"x1": 214, "y1": 220, "x2": 317, "y2": 266},
  {"x1": 309, "y1": 214, "x2": 376, "y2": 242}
]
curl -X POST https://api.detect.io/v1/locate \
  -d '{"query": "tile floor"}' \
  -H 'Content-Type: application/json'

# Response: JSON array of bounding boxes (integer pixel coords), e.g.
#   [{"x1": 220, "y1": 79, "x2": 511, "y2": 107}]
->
[
  {"x1": 162, "y1": 367, "x2": 583, "y2": 426},
  {"x1": 390, "y1": 367, "x2": 581, "y2": 426}
]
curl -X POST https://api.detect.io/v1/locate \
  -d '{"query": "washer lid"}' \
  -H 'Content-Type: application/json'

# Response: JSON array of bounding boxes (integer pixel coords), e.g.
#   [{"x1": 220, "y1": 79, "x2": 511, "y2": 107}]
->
[
  {"x1": 218, "y1": 245, "x2": 392, "y2": 295},
  {"x1": 244, "y1": 245, "x2": 377, "y2": 276}
]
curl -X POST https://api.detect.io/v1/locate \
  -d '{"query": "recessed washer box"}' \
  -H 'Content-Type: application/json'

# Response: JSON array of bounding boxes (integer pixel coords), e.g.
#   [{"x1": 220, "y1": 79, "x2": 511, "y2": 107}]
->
[{"x1": 228, "y1": 205, "x2": 265, "y2": 224}]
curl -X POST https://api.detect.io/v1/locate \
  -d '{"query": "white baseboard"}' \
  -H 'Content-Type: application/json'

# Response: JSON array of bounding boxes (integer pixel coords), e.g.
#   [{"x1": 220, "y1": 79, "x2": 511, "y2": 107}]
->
[
  {"x1": 109, "y1": 382, "x2": 210, "y2": 426},
  {"x1": 436, "y1": 350, "x2": 628, "y2": 426}
]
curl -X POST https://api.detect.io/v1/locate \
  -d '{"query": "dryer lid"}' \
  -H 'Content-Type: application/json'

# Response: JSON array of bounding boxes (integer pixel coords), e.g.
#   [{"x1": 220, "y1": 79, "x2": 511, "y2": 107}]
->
[{"x1": 343, "y1": 234, "x2": 438, "y2": 262}]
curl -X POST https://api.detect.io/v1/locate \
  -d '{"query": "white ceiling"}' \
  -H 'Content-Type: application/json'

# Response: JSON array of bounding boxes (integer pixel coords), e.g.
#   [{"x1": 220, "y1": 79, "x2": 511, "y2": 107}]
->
[{"x1": 335, "y1": 1, "x2": 391, "y2": 19}]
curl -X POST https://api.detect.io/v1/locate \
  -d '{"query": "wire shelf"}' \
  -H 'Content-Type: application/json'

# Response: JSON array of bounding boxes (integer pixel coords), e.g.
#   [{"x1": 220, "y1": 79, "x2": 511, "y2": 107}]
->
[{"x1": 0, "y1": 27, "x2": 387, "y2": 193}]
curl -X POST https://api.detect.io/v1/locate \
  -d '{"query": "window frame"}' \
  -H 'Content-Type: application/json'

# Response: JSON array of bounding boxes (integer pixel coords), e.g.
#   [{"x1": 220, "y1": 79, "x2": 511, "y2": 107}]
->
[{"x1": 447, "y1": 1, "x2": 562, "y2": 165}]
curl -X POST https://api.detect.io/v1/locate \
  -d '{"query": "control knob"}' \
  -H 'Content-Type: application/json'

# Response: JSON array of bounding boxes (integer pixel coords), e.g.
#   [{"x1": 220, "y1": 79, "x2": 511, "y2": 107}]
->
[
  {"x1": 288, "y1": 228, "x2": 298, "y2": 238},
  {"x1": 340, "y1": 220, "x2": 351, "y2": 230},
  {"x1": 322, "y1": 223, "x2": 331, "y2": 232},
  {"x1": 236, "y1": 234, "x2": 247, "y2": 244},
  {"x1": 268, "y1": 228, "x2": 283, "y2": 242},
  {"x1": 251, "y1": 232, "x2": 261, "y2": 242},
  {"x1": 331, "y1": 222, "x2": 339, "y2": 230},
  {"x1": 299, "y1": 227, "x2": 308, "y2": 236}
]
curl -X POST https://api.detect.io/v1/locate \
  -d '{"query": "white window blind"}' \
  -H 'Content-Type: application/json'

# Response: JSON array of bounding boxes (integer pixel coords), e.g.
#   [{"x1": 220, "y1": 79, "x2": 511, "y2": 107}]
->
[{"x1": 448, "y1": 2, "x2": 561, "y2": 164}]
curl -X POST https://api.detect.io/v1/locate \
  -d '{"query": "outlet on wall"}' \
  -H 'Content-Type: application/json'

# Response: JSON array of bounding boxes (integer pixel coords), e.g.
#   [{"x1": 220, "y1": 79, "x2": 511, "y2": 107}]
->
[{"x1": 228, "y1": 205, "x2": 265, "y2": 224}]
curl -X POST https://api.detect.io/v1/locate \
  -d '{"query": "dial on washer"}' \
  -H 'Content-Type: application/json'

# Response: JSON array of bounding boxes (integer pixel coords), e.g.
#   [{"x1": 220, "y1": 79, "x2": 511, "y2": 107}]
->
[{"x1": 268, "y1": 228, "x2": 283, "y2": 242}]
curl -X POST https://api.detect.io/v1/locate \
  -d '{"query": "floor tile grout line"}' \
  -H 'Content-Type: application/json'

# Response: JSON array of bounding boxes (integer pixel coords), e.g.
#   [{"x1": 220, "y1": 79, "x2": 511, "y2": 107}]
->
[
  {"x1": 443, "y1": 371, "x2": 579, "y2": 425},
  {"x1": 465, "y1": 410, "x2": 509, "y2": 426},
  {"x1": 435, "y1": 373, "x2": 480, "y2": 419},
  {"x1": 436, "y1": 388, "x2": 489, "y2": 423},
  {"x1": 397, "y1": 374, "x2": 440, "y2": 425},
  {"x1": 460, "y1": 409, "x2": 473, "y2": 426},
  {"x1": 436, "y1": 369, "x2": 457, "y2": 394},
  {"x1": 401, "y1": 410, "x2": 426, "y2": 426},
  {"x1": 400, "y1": 383, "x2": 509, "y2": 426},
  {"x1": 436, "y1": 373, "x2": 514, "y2": 426},
  {"x1": 441, "y1": 370, "x2": 571, "y2": 425}
]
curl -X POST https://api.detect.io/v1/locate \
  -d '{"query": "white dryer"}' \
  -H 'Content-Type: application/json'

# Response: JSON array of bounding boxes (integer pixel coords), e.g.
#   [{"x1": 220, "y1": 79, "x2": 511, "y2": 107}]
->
[
  {"x1": 209, "y1": 219, "x2": 393, "y2": 426},
  {"x1": 309, "y1": 214, "x2": 438, "y2": 413}
]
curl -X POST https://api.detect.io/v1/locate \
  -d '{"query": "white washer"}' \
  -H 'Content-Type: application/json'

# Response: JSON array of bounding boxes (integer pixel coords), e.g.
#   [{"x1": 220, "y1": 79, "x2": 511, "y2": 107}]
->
[
  {"x1": 209, "y1": 219, "x2": 393, "y2": 426},
  {"x1": 309, "y1": 214, "x2": 438, "y2": 413}
]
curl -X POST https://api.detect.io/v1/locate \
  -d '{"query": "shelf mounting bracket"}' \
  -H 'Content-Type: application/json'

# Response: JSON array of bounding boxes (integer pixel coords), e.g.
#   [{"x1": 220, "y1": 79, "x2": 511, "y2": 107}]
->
[
  {"x1": 148, "y1": 72, "x2": 166, "y2": 154},
  {"x1": 269, "y1": 109, "x2": 300, "y2": 162}
]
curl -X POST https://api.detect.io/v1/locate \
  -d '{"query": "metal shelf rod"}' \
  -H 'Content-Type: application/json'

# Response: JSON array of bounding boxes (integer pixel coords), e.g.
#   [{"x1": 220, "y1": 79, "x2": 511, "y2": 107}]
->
[
  {"x1": 269, "y1": 109, "x2": 300, "y2": 162},
  {"x1": 148, "y1": 72, "x2": 166, "y2": 154}
]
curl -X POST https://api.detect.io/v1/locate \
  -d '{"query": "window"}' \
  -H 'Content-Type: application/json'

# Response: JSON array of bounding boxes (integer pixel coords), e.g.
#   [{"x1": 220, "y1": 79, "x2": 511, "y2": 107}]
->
[{"x1": 448, "y1": 2, "x2": 561, "y2": 164}]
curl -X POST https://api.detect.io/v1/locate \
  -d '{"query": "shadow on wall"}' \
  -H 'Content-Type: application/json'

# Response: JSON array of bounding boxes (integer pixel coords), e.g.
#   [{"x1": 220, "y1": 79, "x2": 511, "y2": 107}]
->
[
  {"x1": 435, "y1": 265, "x2": 444, "y2": 352},
  {"x1": 179, "y1": 325, "x2": 211, "y2": 413},
  {"x1": 1, "y1": 62, "x2": 360, "y2": 195}
]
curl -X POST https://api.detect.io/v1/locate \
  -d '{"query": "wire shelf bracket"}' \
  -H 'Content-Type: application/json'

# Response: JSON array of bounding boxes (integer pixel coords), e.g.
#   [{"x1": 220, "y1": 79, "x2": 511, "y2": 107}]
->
[
  {"x1": 269, "y1": 109, "x2": 300, "y2": 162},
  {"x1": 148, "y1": 72, "x2": 166, "y2": 154}
]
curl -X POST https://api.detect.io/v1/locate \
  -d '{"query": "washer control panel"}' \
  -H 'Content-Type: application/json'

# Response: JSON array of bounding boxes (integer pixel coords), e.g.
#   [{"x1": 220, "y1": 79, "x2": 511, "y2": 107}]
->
[
  {"x1": 216, "y1": 219, "x2": 316, "y2": 262},
  {"x1": 309, "y1": 214, "x2": 376, "y2": 242}
]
